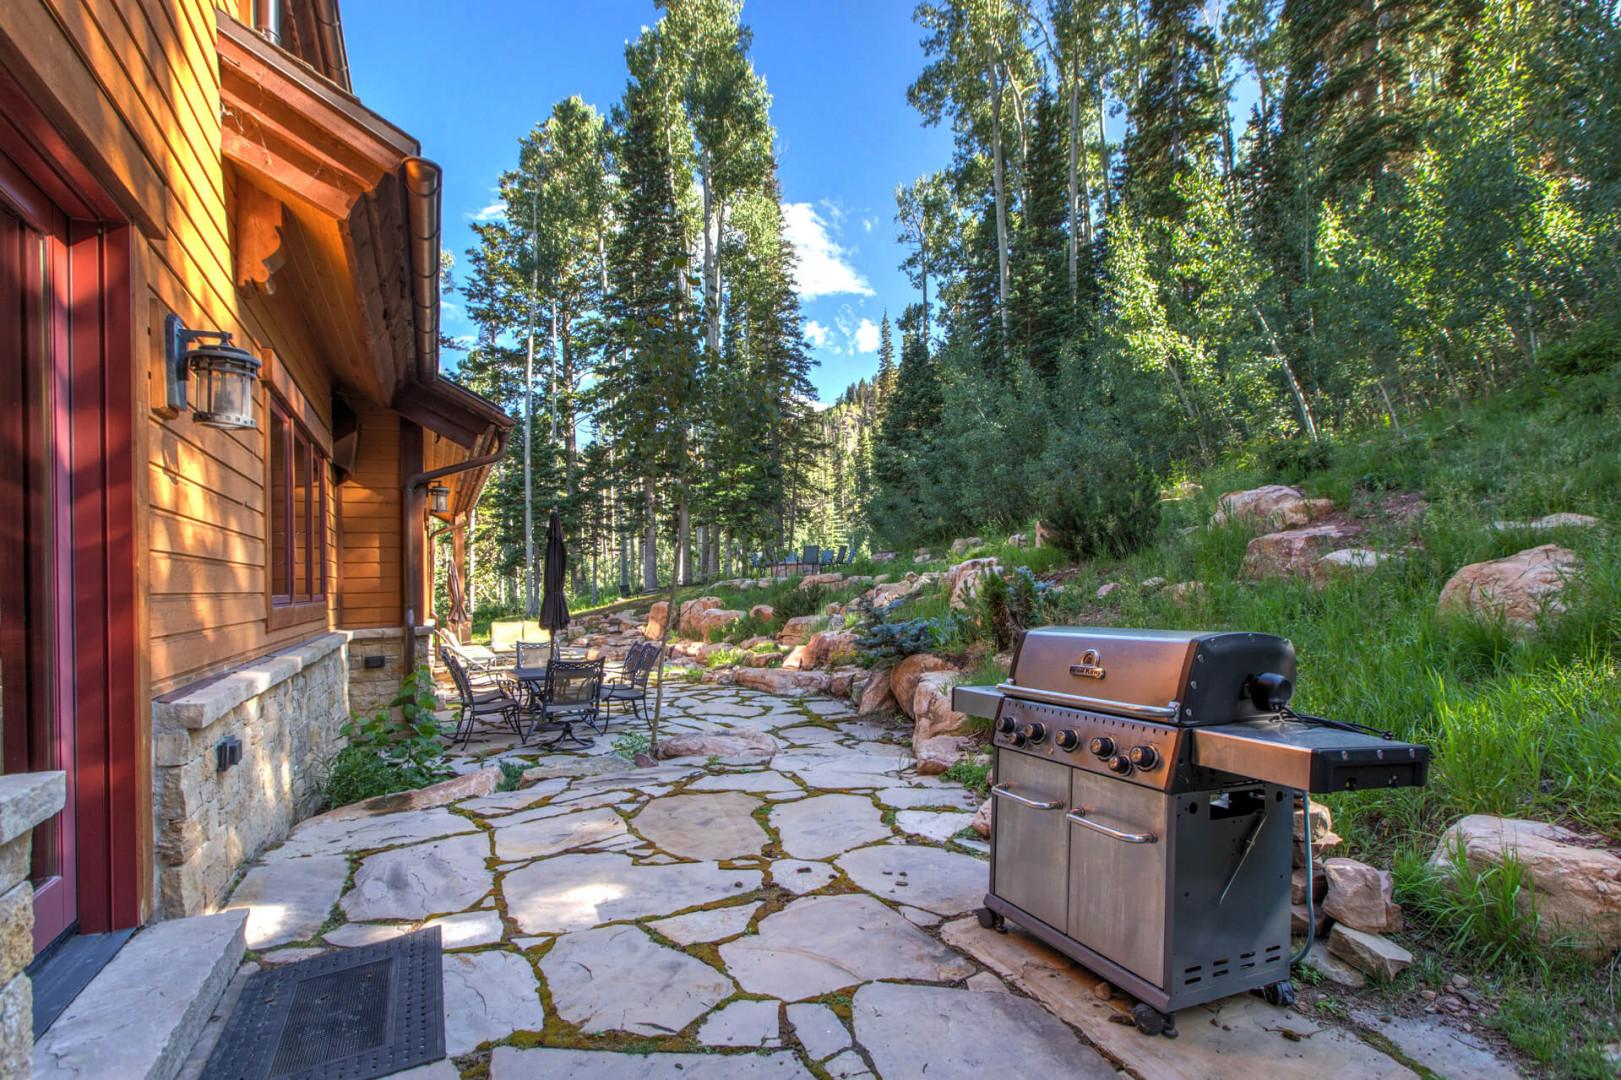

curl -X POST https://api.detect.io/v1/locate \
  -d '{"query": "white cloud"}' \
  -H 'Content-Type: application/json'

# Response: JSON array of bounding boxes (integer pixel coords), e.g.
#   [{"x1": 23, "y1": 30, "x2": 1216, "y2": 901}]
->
[
  {"x1": 804, "y1": 320, "x2": 831, "y2": 348},
  {"x1": 853, "y1": 318, "x2": 880, "y2": 354},
  {"x1": 468, "y1": 200, "x2": 505, "y2": 222},
  {"x1": 781, "y1": 202, "x2": 873, "y2": 300},
  {"x1": 862, "y1": 217, "x2": 875, "y2": 233}
]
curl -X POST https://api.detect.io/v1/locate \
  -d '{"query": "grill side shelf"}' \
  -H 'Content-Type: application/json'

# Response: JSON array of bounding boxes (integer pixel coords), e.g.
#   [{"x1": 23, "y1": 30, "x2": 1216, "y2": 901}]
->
[{"x1": 1192, "y1": 720, "x2": 1431, "y2": 793}]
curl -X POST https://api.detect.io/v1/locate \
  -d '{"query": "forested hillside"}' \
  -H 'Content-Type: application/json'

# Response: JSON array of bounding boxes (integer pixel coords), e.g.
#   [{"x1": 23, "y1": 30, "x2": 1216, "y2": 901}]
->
[{"x1": 447, "y1": 0, "x2": 1621, "y2": 616}]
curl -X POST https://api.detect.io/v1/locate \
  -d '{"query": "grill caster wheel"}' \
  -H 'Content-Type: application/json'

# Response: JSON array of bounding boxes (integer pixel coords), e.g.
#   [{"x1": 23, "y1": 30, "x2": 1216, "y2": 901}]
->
[
  {"x1": 975, "y1": 907, "x2": 1006, "y2": 932},
  {"x1": 1130, "y1": 1003, "x2": 1177, "y2": 1038},
  {"x1": 1260, "y1": 980, "x2": 1296, "y2": 1007}
]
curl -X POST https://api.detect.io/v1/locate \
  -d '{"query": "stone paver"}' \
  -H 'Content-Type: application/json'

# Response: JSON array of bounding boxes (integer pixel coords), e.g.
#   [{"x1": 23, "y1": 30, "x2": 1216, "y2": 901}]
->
[
  {"x1": 874, "y1": 786, "x2": 977, "y2": 810},
  {"x1": 541, "y1": 924, "x2": 733, "y2": 1035},
  {"x1": 493, "y1": 806, "x2": 628, "y2": 862},
  {"x1": 456, "y1": 778, "x2": 569, "y2": 815},
  {"x1": 785, "y1": 1002, "x2": 850, "y2": 1062},
  {"x1": 634, "y1": 792, "x2": 768, "y2": 860},
  {"x1": 836, "y1": 844, "x2": 986, "y2": 916},
  {"x1": 491, "y1": 1047, "x2": 813, "y2": 1078},
  {"x1": 224, "y1": 853, "x2": 348, "y2": 948},
  {"x1": 273, "y1": 807, "x2": 475, "y2": 859},
  {"x1": 685, "y1": 770, "x2": 803, "y2": 795},
  {"x1": 771, "y1": 794, "x2": 889, "y2": 860},
  {"x1": 442, "y1": 950, "x2": 544, "y2": 1055},
  {"x1": 424, "y1": 908, "x2": 504, "y2": 948},
  {"x1": 648, "y1": 902, "x2": 761, "y2": 945},
  {"x1": 698, "y1": 999, "x2": 782, "y2": 1047},
  {"x1": 851, "y1": 982, "x2": 1115, "y2": 1080},
  {"x1": 324, "y1": 922, "x2": 407, "y2": 948},
  {"x1": 894, "y1": 809, "x2": 974, "y2": 842},
  {"x1": 771, "y1": 859, "x2": 837, "y2": 895},
  {"x1": 719, "y1": 893, "x2": 974, "y2": 1000},
  {"x1": 504, "y1": 852, "x2": 762, "y2": 934},
  {"x1": 341, "y1": 832, "x2": 492, "y2": 921}
]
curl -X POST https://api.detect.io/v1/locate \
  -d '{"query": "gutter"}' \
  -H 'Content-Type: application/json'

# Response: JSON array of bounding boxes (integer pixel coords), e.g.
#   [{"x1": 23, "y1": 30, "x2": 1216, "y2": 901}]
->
[
  {"x1": 310, "y1": 0, "x2": 352, "y2": 91},
  {"x1": 402, "y1": 157, "x2": 443, "y2": 385},
  {"x1": 401, "y1": 427, "x2": 509, "y2": 671}
]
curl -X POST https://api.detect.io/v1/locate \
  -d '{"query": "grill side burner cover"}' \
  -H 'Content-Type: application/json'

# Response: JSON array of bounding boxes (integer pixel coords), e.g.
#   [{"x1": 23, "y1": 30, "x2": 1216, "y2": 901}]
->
[{"x1": 1005, "y1": 627, "x2": 1297, "y2": 727}]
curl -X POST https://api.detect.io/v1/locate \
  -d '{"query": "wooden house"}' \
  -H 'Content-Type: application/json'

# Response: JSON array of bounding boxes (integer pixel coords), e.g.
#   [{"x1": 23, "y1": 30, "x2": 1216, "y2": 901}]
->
[{"x1": 0, "y1": 0, "x2": 511, "y2": 1036}]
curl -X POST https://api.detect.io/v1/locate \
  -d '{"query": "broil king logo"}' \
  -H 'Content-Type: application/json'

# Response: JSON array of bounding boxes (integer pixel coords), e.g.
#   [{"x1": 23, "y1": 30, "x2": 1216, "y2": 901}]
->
[{"x1": 1069, "y1": 648, "x2": 1106, "y2": 680}]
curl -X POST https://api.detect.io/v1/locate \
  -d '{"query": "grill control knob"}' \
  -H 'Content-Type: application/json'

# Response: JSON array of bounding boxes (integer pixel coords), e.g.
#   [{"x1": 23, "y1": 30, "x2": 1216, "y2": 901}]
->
[
  {"x1": 997, "y1": 715, "x2": 1017, "y2": 735},
  {"x1": 1128, "y1": 745, "x2": 1160, "y2": 770},
  {"x1": 1107, "y1": 755, "x2": 1133, "y2": 775},
  {"x1": 1088, "y1": 736, "x2": 1116, "y2": 758},
  {"x1": 1055, "y1": 729, "x2": 1080, "y2": 751},
  {"x1": 1011, "y1": 732, "x2": 1029, "y2": 748},
  {"x1": 1025, "y1": 722, "x2": 1047, "y2": 744}
]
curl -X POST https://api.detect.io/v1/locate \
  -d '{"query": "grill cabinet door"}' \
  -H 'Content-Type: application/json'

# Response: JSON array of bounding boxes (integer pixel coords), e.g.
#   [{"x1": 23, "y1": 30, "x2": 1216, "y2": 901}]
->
[
  {"x1": 991, "y1": 750, "x2": 1070, "y2": 930},
  {"x1": 1067, "y1": 771, "x2": 1170, "y2": 987}
]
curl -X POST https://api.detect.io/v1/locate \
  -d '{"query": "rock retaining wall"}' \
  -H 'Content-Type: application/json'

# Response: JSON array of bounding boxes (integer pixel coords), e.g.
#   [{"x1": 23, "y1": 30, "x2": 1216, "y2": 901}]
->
[
  {"x1": 151, "y1": 633, "x2": 351, "y2": 917},
  {"x1": 0, "y1": 772, "x2": 66, "y2": 1075}
]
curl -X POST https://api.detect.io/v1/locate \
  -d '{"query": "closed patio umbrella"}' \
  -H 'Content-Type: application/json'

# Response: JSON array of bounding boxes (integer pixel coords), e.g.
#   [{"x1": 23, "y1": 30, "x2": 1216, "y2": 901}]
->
[{"x1": 540, "y1": 507, "x2": 570, "y2": 659}]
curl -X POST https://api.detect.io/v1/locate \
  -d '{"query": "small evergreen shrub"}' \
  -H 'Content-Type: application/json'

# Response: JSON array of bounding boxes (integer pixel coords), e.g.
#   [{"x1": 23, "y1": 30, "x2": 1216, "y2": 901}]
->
[
  {"x1": 1041, "y1": 450, "x2": 1161, "y2": 559},
  {"x1": 774, "y1": 584, "x2": 828, "y2": 621},
  {"x1": 496, "y1": 760, "x2": 527, "y2": 792}
]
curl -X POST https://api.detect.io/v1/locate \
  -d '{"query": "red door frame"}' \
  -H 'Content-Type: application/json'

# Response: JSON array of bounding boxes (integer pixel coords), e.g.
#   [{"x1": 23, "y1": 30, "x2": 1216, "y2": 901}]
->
[{"x1": 0, "y1": 68, "x2": 144, "y2": 942}]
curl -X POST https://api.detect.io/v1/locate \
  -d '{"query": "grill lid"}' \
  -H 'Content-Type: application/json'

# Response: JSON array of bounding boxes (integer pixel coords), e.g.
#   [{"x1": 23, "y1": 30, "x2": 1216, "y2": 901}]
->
[{"x1": 1004, "y1": 626, "x2": 1297, "y2": 727}]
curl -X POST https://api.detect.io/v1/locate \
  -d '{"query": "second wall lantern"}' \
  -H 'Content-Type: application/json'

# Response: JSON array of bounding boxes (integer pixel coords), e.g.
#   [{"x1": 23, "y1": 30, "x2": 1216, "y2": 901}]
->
[{"x1": 165, "y1": 313, "x2": 262, "y2": 430}]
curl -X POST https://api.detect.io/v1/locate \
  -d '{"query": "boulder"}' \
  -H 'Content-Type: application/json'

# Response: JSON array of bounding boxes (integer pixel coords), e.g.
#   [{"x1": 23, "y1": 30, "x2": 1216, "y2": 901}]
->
[
  {"x1": 644, "y1": 601, "x2": 670, "y2": 639},
  {"x1": 1169, "y1": 581, "x2": 1205, "y2": 606},
  {"x1": 693, "y1": 608, "x2": 744, "y2": 637},
  {"x1": 800, "y1": 573, "x2": 844, "y2": 590},
  {"x1": 1311, "y1": 547, "x2": 1398, "y2": 586},
  {"x1": 730, "y1": 667, "x2": 833, "y2": 695},
  {"x1": 656, "y1": 731, "x2": 778, "y2": 761},
  {"x1": 1095, "y1": 582, "x2": 1120, "y2": 602},
  {"x1": 1489, "y1": 512, "x2": 1601, "y2": 533},
  {"x1": 1139, "y1": 576, "x2": 1167, "y2": 591},
  {"x1": 677, "y1": 596, "x2": 725, "y2": 637},
  {"x1": 857, "y1": 671, "x2": 898, "y2": 716},
  {"x1": 749, "y1": 604, "x2": 775, "y2": 622},
  {"x1": 1211, "y1": 484, "x2": 1316, "y2": 530},
  {"x1": 949, "y1": 537, "x2": 984, "y2": 556},
  {"x1": 913, "y1": 549, "x2": 932, "y2": 564},
  {"x1": 1327, "y1": 925, "x2": 1412, "y2": 980},
  {"x1": 824, "y1": 603, "x2": 843, "y2": 616},
  {"x1": 1007, "y1": 533, "x2": 1027, "y2": 548},
  {"x1": 1430, "y1": 815, "x2": 1621, "y2": 957},
  {"x1": 872, "y1": 551, "x2": 897, "y2": 563},
  {"x1": 867, "y1": 574, "x2": 924, "y2": 606},
  {"x1": 946, "y1": 558, "x2": 1001, "y2": 609},
  {"x1": 915, "y1": 735, "x2": 972, "y2": 776},
  {"x1": 1438, "y1": 544, "x2": 1581, "y2": 632},
  {"x1": 910, "y1": 671, "x2": 967, "y2": 758},
  {"x1": 799, "y1": 629, "x2": 858, "y2": 670},
  {"x1": 1292, "y1": 863, "x2": 1327, "y2": 905},
  {"x1": 828, "y1": 667, "x2": 861, "y2": 699},
  {"x1": 891, "y1": 654, "x2": 954, "y2": 720},
  {"x1": 1321, "y1": 858, "x2": 1403, "y2": 933},
  {"x1": 1242, "y1": 524, "x2": 1362, "y2": 579},
  {"x1": 971, "y1": 798, "x2": 992, "y2": 838},
  {"x1": 739, "y1": 636, "x2": 775, "y2": 650},
  {"x1": 322, "y1": 766, "x2": 500, "y2": 821},
  {"x1": 1292, "y1": 902, "x2": 1332, "y2": 938},
  {"x1": 777, "y1": 615, "x2": 822, "y2": 647}
]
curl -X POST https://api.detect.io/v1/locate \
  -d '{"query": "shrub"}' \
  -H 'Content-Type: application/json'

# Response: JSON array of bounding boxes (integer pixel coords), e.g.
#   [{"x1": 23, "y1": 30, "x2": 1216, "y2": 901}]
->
[
  {"x1": 976, "y1": 565, "x2": 1051, "y2": 650},
  {"x1": 774, "y1": 583, "x2": 828, "y2": 621},
  {"x1": 612, "y1": 730, "x2": 651, "y2": 761},
  {"x1": 327, "y1": 666, "x2": 451, "y2": 807},
  {"x1": 942, "y1": 759, "x2": 991, "y2": 798},
  {"x1": 496, "y1": 760, "x2": 527, "y2": 792},
  {"x1": 1040, "y1": 447, "x2": 1161, "y2": 559}
]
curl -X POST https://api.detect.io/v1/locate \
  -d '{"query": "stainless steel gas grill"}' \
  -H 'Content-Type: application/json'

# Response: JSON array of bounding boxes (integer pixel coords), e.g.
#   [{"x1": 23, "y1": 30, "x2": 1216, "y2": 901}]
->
[{"x1": 952, "y1": 626, "x2": 1430, "y2": 1037}]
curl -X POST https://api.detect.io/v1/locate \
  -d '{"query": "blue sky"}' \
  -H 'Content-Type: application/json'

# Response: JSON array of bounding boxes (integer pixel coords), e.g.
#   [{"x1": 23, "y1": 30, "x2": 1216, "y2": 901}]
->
[{"x1": 343, "y1": 1, "x2": 956, "y2": 404}]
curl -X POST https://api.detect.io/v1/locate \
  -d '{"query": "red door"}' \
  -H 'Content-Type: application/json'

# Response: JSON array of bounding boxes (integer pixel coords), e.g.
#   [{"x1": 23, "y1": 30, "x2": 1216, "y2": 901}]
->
[{"x1": 0, "y1": 201, "x2": 78, "y2": 948}]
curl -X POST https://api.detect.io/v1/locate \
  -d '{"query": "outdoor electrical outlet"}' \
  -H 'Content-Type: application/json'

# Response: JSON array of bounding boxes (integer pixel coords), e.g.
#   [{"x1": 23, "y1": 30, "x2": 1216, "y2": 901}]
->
[{"x1": 215, "y1": 736, "x2": 242, "y2": 773}]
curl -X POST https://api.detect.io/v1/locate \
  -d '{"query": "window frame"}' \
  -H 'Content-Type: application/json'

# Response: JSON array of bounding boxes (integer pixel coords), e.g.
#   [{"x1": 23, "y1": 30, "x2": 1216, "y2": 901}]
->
[{"x1": 266, "y1": 394, "x2": 328, "y2": 630}]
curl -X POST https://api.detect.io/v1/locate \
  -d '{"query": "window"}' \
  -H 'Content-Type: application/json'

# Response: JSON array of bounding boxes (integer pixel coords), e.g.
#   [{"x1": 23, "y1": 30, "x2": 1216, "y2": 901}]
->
[{"x1": 268, "y1": 399, "x2": 326, "y2": 612}]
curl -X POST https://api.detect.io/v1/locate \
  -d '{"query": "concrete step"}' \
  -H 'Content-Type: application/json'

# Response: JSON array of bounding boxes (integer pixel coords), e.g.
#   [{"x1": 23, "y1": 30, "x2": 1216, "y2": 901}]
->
[{"x1": 32, "y1": 910, "x2": 248, "y2": 1080}]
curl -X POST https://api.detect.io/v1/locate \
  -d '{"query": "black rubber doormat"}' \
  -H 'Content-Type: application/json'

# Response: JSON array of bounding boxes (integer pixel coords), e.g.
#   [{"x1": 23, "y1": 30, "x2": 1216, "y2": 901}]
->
[{"x1": 201, "y1": 927, "x2": 445, "y2": 1080}]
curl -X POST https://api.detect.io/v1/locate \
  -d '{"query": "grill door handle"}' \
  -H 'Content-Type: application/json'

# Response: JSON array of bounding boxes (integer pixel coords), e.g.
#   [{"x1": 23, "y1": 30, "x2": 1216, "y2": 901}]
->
[
  {"x1": 1067, "y1": 808, "x2": 1157, "y2": 844},
  {"x1": 991, "y1": 785, "x2": 1064, "y2": 811}
]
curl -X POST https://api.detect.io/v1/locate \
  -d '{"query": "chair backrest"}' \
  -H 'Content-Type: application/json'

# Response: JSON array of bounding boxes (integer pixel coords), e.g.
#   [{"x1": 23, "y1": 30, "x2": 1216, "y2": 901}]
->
[
  {"x1": 545, "y1": 659, "x2": 603, "y2": 708},
  {"x1": 836, "y1": 545, "x2": 848, "y2": 564},
  {"x1": 439, "y1": 648, "x2": 474, "y2": 705},
  {"x1": 821, "y1": 549, "x2": 835, "y2": 565},
  {"x1": 631, "y1": 645, "x2": 661, "y2": 689},
  {"x1": 515, "y1": 640, "x2": 550, "y2": 669},
  {"x1": 489, "y1": 619, "x2": 545, "y2": 650},
  {"x1": 616, "y1": 642, "x2": 647, "y2": 679},
  {"x1": 802, "y1": 544, "x2": 817, "y2": 566}
]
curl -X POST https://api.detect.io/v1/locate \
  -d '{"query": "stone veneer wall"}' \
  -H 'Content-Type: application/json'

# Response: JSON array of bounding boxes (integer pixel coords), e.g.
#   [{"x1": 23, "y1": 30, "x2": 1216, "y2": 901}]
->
[
  {"x1": 347, "y1": 625, "x2": 438, "y2": 717},
  {"x1": 0, "y1": 771, "x2": 66, "y2": 1075},
  {"x1": 151, "y1": 633, "x2": 350, "y2": 917}
]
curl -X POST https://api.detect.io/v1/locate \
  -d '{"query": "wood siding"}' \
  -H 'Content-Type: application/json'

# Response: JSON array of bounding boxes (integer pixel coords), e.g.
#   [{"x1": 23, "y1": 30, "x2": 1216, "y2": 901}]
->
[{"x1": 338, "y1": 401, "x2": 403, "y2": 630}]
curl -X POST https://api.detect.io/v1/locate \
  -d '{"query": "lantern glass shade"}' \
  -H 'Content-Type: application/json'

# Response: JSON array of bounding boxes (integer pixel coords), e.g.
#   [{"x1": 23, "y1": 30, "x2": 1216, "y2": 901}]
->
[
  {"x1": 189, "y1": 342, "x2": 261, "y2": 429},
  {"x1": 428, "y1": 483, "x2": 451, "y2": 514}
]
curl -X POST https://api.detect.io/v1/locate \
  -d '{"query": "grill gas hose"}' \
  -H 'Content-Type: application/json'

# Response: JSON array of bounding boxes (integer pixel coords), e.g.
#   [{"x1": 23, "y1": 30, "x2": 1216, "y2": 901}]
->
[{"x1": 1291, "y1": 789, "x2": 1315, "y2": 967}]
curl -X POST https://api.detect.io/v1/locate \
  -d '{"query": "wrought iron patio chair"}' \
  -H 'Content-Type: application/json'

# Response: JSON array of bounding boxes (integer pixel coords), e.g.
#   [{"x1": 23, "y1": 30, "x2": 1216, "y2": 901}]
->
[
  {"x1": 597, "y1": 642, "x2": 658, "y2": 730},
  {"x1": 525, "y1": 658, "x2": 604, "y2": 749},
  {"x1": 440, "y1": 648, "x2": 523, "y2": 749},
  {"x1": 836, "y1": 545, "x2": 848, "y2": 565}
]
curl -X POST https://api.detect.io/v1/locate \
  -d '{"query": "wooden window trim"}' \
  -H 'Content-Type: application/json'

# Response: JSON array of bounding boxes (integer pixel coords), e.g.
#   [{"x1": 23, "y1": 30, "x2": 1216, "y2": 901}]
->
[{"x1": 266, "y1": 392, "x2": 328, "y2": 632}]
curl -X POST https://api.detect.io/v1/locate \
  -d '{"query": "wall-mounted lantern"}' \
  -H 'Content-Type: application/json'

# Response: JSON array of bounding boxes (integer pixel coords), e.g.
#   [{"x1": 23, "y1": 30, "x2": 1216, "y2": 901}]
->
[
  {"x1": 165, "y1": 313, "x2": 262, "y2": 430},
  {"x1": 427, "y1": 482, "x2": 452, "y2": 515}
]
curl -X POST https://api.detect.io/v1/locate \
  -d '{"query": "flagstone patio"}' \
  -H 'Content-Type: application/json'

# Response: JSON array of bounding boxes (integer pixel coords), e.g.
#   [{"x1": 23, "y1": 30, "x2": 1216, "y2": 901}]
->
[{"x1": 213, "y1": 676, "x2": 1515, "y2": 1079}]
